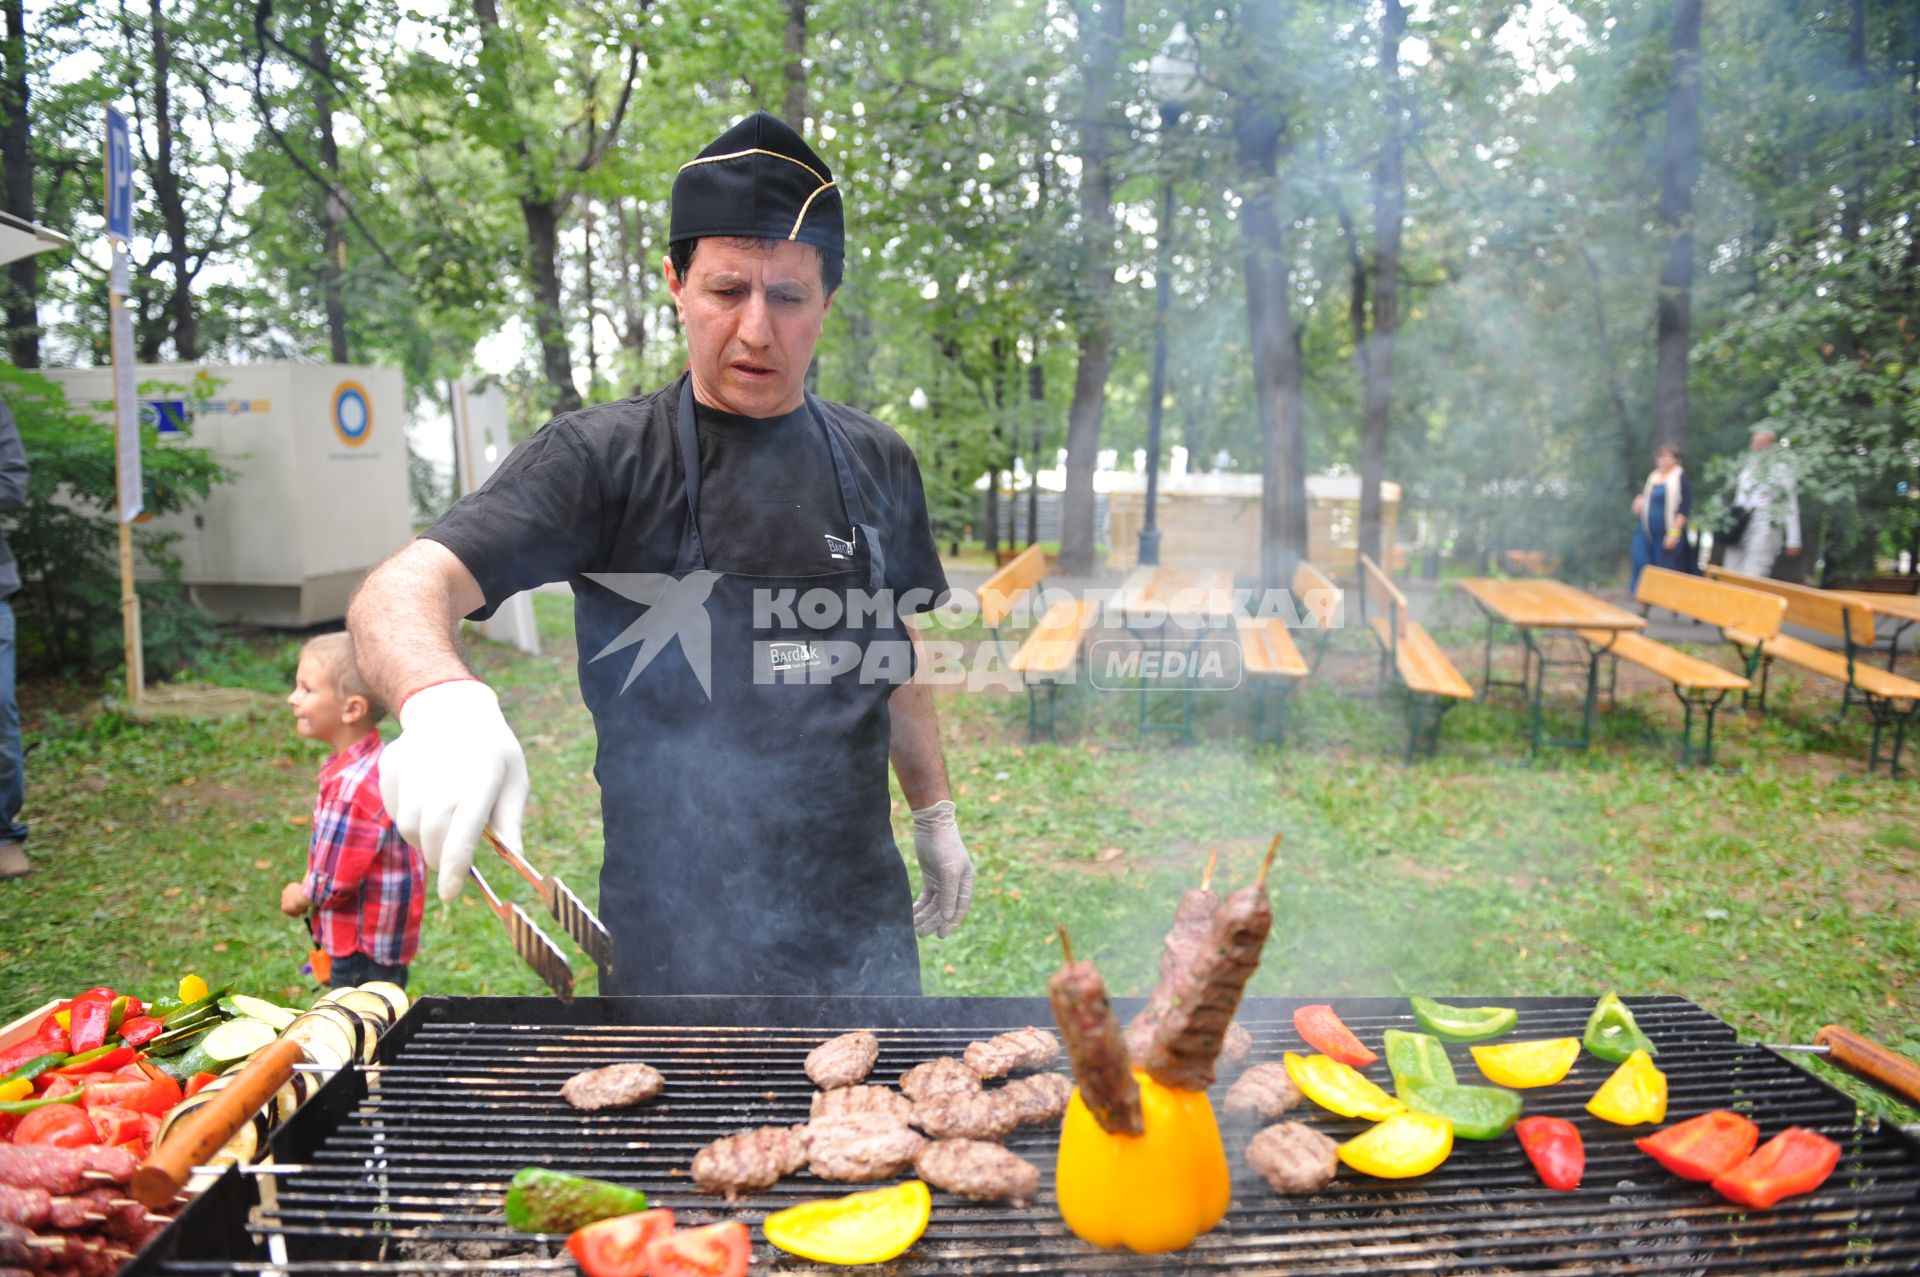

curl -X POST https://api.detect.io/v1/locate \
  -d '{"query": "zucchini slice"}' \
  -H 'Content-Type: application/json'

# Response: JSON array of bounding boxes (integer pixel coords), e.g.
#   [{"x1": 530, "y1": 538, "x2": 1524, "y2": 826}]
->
[
  {"x1": 282, "y1": 1012, "x2": 354, "y2": 1071},
  {"x1": 199, "y1": 1018, "x2": 280, "y2": 1068},
  {"x1": 332, "y1": 989, "x2": 396, "y2": 1028},
  {"x1": 222, "y1": 994, "x2": 299, "y2": 1031}
]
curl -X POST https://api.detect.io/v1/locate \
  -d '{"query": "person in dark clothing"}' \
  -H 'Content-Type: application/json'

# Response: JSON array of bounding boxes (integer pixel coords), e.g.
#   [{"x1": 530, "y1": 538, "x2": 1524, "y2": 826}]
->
[
  {"x1": 1630, "y1": 443, "x2": 1693, "y2": 592},
  {"x1": 0, "y1": 398, "x2": 31, "y2": 880},
  {"x1": 346, "y1": 113, "x2": 972, "y2": 995}
]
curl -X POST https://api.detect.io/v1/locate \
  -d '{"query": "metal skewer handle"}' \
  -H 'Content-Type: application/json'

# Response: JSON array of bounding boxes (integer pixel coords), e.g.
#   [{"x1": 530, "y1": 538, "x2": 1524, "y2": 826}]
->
[
  {"x1": 133, "y1": 1037, "x2": 303, "y2": 1208},
  {"x1": 1769, "y1": 1025, "x2": 1920, "y2": 1109}
]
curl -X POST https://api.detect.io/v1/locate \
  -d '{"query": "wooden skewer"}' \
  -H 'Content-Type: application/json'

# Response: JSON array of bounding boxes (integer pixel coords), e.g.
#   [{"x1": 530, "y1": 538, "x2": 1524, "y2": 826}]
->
[
  {"x1": 1201, "y1": 849, "x2": 1218, "y2": 891},
  {"x1": 1057, "y1": 925, "x2": 1075, "y2": 965},
  {"x1": 1256, "y1": 833, "x2": 1282, "y2": 887}
]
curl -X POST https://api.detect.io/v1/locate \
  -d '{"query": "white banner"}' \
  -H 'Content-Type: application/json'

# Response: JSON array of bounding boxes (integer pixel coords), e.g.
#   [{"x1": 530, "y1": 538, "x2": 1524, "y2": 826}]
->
[{"x1": 109, "y1": 302, "x2": 142, "y2": 523}]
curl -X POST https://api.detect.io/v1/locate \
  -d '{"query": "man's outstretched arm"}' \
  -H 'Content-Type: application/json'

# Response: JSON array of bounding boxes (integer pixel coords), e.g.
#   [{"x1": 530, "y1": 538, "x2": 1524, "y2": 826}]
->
[{"x1": 348, "y1": 539, "x2": 528, "y2": 902}]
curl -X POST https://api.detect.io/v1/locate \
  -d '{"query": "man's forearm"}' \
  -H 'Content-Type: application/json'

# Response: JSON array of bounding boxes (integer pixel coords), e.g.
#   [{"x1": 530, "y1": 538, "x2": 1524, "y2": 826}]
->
[
  {"x1": 889, "y1": 628, "x2": 951, "y2": 809},
  {"x1": 346, "y1": 538, "x2": 486, "y2": 714}
]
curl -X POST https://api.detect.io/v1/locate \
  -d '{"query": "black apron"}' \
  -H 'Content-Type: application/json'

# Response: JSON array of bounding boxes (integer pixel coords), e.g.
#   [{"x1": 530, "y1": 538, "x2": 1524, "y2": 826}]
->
[{"x1": 587, "y1": 376, "x2": 921, "y2": 997}]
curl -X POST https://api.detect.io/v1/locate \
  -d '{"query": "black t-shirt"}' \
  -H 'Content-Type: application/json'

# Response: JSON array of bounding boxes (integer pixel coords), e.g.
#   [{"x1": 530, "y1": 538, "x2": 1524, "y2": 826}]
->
[{"x1": 423, "y1": 376, "x2": 948, "y2": 615}]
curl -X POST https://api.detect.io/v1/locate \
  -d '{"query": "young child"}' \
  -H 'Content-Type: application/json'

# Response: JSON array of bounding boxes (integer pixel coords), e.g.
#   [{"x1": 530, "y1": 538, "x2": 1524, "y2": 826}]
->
[{"x1": 280, "y1": 632, "x2": 426, "y2": 988}]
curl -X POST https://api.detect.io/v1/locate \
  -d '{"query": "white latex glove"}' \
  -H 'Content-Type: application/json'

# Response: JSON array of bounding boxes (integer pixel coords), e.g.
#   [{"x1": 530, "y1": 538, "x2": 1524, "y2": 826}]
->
[
  {"x1": 379, "y1": 679, "x2": 529, "y2": 904},
  {"x1": 910, "y1": 799, "x2": 974, "y2": 939}
]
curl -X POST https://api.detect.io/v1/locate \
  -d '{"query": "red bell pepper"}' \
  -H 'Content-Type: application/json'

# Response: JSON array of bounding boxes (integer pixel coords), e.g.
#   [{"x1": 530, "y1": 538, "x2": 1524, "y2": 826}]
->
[
  {"x1": 51, "y1": 1046, "x2": 136, "y2": 1076},
  {"x1": 117, "y1": 1015, "x2": 165, "y2": 1048},
  {"x1": 67, "y1": 988, "x2": 117, "y2": 1054},
  {"x1": 1514, "y1": 1115, "x2": 1584, "y2": 1191},
  {"x1": 1294, "y1": 1005, "x2": 1379, "y2": 1068},
  {"x1": 1711, "y1": 1127, "x2": 1842, "y2": 1209},
  {"x1": 1636, "y1": 1109, "x2": 1760, "y2": 1183},
  {"x1": 0, "y1": 1033, "x2": 68, "y2": 1075}
]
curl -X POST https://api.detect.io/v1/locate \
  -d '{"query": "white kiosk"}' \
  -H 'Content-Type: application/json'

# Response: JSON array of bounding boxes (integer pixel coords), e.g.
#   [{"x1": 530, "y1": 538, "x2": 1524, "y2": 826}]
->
[{"x1": 47, "y1": 362, "x2": 411, "y2": 627}]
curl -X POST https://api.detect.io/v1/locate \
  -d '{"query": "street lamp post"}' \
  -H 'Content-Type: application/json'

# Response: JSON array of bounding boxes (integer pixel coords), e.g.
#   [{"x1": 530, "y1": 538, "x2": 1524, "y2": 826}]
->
[{"x1": 1139, "y1": 29, "x2": 1198, "y2": 568}]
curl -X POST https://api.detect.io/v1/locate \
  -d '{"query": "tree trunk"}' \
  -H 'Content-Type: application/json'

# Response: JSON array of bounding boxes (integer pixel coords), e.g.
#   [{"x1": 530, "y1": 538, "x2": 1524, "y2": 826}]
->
[
  {"x1": 1357, "y1": 0, "x2": 1406, "y2": 567},
  {"x1": 1579, "y1": 247, "x2": 1640, "y2": 496},
  {"x1": 149, "y1": 0, "x2": 198, "y2": 359},
  {"x1": 1650, "y1": 0, "x2": 1701, "y2": 454},
  {"x1": 1026, "y1": 355, "x2": 1043, "y2": 547},
  {"x1": 1234, "y1": 43, "x2": 1307, "y2": 592},
  {"x1": 583, "y1": 201, "x2": 600, "y2": 397},
  {"x1": 1057, "y1": 0, "x2": 1124, "y2": 576},
  {"x1": 1, "y1": 0, "x2": 37, "y2": 367},
  {"x1": 524, "y1": 196, "x2": 582, "y2": 415},
  {"x1": 783, "y1": 0, "x2": 807, "y2": 126},
  {"x1": 310, "y1": 29, "x2": 349, "y2": 364},
  {"x1": 615, "y1": 198, "x2": 648, "y2": 364}
]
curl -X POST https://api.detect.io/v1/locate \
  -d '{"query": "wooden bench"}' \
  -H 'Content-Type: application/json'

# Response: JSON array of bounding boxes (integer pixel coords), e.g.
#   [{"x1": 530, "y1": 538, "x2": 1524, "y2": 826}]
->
[
  {"x1": 1234, "y1": 559, "x2": 1341, "y2": 745},
  {"x1": 1573, "y1": 567, "x2": 1782, "y2": 767},
  {"x1": 1705, "y1": 565, "x2": 1920, "y2": 777},
  {"x1": 1358, "y1": 555, "x2": 1473, "y2": 761},
  {"x1": 980, "y1": 544, "x2": 1099, "y2": 741}
]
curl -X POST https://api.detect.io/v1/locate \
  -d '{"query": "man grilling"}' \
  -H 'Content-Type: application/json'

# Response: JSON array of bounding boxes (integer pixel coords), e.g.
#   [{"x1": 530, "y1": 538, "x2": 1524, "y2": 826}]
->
[{"x1": 347, "y1": 112, "x2": 972, "y2": 996}]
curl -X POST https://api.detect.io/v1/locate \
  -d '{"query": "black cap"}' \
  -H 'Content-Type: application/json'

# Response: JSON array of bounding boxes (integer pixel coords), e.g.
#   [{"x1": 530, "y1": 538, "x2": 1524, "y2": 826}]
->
[{"x1": 669, "y1": 112, "x2": 843, "y2": 255}]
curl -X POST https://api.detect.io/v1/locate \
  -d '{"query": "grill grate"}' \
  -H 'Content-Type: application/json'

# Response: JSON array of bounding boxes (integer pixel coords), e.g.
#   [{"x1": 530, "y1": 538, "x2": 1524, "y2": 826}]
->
[{"x1": 126, "y1": 995, "x2": 1920, "y2": 1275}]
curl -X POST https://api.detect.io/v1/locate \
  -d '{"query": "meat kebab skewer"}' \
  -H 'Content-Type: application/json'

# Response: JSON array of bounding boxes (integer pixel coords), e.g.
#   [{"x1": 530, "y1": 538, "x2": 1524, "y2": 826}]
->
[
  {"x1": 1123, "y1": 850, "x2": 1220, "y2": 1062},
  {"x1": 1047, "y1": 927, "x2": 1143, "y2": 1136},
  {"x1": 1136, "y1": 836, "x2": 1279, "y2": 1092}
]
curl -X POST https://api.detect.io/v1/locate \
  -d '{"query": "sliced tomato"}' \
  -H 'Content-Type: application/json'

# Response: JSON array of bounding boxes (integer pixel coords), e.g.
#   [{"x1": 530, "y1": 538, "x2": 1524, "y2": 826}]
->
[
  {"x1": 82, "y1": 1079, "x2": 154, "y2": 1111},
  {"x1": 185, "y1": 1071, "x2": 220, "y2": 1098},
  {"x1": 646, "y1": 1220, "x2": 751, "y2": 1277},
  {"x1": 568, "y1": 1209, "x2": 676, "y2": 1277},
  {"x1": 88, "y1": 1104, "x2": 150, "y2": 1149},
  {"x1": 14, "y1": 1102, "x2": 98, "y2": 1148},
  {"x1": 1294, "y1": 1004, "x2": 1379, "y2": 1067},
  {"x1": 1636, "y1": 1109, "x2": 1760, "y2": 1182},
  {"x1": 37, "y1": 1074, "x2": 81, "y2": 1101}
]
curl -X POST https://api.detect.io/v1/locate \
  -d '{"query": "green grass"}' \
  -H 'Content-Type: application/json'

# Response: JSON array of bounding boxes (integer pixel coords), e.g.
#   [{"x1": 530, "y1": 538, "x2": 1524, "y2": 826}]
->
[{"x1": 2, "y1": 595, "x2": 1916, "y2": 1126}]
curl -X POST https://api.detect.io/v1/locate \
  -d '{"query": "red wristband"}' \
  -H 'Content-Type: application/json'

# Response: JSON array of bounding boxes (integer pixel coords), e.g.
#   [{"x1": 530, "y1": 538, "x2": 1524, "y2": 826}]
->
[{"x1": 397, "y1": 676, "x2": 482, "y2": 718}]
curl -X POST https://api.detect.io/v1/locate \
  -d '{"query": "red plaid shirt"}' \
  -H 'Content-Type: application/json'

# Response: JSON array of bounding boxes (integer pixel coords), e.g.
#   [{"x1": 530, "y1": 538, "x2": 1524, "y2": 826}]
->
[{"x1": 304, "y1": 731, "x2": 425, "y2": 965}]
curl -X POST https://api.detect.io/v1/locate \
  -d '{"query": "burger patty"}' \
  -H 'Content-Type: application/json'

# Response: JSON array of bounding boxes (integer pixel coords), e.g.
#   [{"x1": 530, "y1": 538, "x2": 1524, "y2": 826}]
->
[
  {"x1": 559, "y1": 1062, "x2": 664, "y2": 1112},
  {"x1": 997, "y1": 1071, "x2": 1075, "y2": 1127},
  {"x1": 963, "y1": 1027, "x2": 1061, "y2": 1079},
  {"x1": 804, "y1": 1114, "x2": 926, "y2": 1183},
  {"x1": 899, "y1": 1056, "x2": 982, "y2": 1103},
  {"x1": 810, "y1": 1084, "x2": 914, "y2": 1124},
  {"x1": 805, "y1": 1030, "x2": 880, "y2": 1091},
  {"x1": 911, "y1": 1089, "x2": 1019, "y2": 1141},
  {"x1": 1223, "y1": 1062, "x2": 1302, "y2": 1122},
  {"x1": 915, "y1": 1139, "x2": 1042, "y2": 1207},
  {"x1": 691, "y1": 1125, "x2": 809, "y2": 1198},
  {"x1": 1245, "y1": 1121, "x2": 1339, "y2": 1196},
  {"x1": 1219, "y1": 1021, "x2": 1254, "y2": 1071}
]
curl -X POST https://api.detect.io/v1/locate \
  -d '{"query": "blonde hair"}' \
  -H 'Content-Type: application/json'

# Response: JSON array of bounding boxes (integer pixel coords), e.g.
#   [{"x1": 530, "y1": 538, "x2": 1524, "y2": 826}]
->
[{"x1": 300, "y1": 632, "x2": 387, "y2": 722}]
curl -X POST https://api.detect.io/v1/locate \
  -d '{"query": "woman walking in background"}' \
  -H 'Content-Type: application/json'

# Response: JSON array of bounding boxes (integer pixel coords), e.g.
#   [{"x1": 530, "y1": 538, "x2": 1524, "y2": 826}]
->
[{"x1": 1630, "y1": 444, "x2": 1693, "y2": 592}]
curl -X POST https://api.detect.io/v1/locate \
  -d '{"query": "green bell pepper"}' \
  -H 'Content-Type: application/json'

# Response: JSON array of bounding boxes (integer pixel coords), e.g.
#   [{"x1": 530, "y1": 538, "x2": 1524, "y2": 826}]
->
[
  {"x1": 1399, "y1": 1079, "x2": 1525, "y2": 1141},
  {"x1": 1383, "y1": 1029, "x2": 1456, "y2": 1091},
  {"x1": 0, "y1": 1053, "x2": 66, "y2": 1085},
  {"x1": 0, "y1": 1086, "x2": 85, "y2": 1116},
  {"x1": 1583, "y1": 991, "x2": 1657, "y2": 1063}
]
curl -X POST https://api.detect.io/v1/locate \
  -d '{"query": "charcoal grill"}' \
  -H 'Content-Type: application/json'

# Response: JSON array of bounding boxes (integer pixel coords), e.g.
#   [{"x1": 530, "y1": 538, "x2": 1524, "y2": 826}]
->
[{"x1": 125, "y1": 994, "x2": 1920, "y2": 1275}]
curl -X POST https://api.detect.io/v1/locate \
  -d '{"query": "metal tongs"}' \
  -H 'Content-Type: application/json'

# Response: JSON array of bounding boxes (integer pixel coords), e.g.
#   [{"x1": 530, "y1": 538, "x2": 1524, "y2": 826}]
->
[
  {"x1": 483, "y1": 827, "x2": 615, "y2": 975},
  {"x1": 469, "y1": 864, "x2": 575, "y2": 1003}
]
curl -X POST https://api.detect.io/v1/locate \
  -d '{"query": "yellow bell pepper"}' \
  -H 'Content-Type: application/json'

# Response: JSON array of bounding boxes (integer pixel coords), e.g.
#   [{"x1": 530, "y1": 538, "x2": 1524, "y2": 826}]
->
[
  {"x1": 179, "y1": 973, "x2": 209, "y2": 1003},
  {"x1": 0, "y1": 1078, "x2": 32, "y2": 1104},
  {"x1": 1586, "y1": 1048, "x2": 1667, "y2": 1126},
  {"x1": 53, "y1": 1009, "x2": 71, "y2": 1031},
  {"x1": 1470, "y1": 1037, "x2": 1581, "y2": 1089},
  {"x1": 1337, "y1": 1111, "x2": 1454, "y2": 1179},
  {"x1": 1056, "y1": 1069, "x2": 1231, "y2": 1253},
  {"x1": 763, "y1": 1180, "x2": 931, "y2": 1264},
  {"x1": 1284, "y1": 1051, "x2": 1406, "y2": 1121}
]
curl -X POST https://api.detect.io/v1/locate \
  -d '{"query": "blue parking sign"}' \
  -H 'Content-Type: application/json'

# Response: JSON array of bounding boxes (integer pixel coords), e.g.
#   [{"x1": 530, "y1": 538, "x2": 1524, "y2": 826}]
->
[{"x1": 105, "y1": 108, "x2": 133, "y2": 241}]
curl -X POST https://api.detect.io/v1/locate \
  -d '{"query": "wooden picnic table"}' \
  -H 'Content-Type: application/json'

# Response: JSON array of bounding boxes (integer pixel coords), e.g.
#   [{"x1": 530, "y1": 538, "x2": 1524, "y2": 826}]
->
[
  {"x1": 1457, "y1": 577, "x2": 1647, "y2": 757},
  {"x1": 1836, "y1": 589, "x2": 1920, "y2": 671},
  {"x1": 1114, "y1": 566, "x2": 1240, "y2": 740}
]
